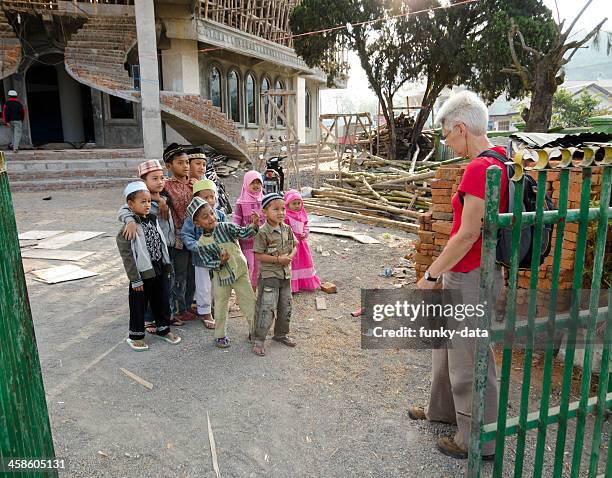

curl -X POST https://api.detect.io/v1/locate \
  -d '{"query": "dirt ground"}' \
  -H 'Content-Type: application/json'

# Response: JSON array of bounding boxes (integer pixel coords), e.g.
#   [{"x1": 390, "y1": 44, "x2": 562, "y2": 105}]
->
[{"x1": 9, "y1": 170, "x2": 609, "y2": 477}]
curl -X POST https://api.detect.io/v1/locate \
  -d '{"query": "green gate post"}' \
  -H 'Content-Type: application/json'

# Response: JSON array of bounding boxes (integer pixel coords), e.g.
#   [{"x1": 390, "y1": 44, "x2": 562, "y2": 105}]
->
[
  {"x1": 468, "y1": 147, "x2": 612, "y2": 478},
  {"x1": 0, "y1": 152, "x2": 56, "y2": 476}
]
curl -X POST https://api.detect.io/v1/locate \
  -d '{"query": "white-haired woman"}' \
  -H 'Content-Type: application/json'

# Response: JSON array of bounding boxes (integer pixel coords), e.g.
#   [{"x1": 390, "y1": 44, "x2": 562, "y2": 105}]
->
[{"x1": 411, "y1": 91, "x2": 507, "y2": 460}]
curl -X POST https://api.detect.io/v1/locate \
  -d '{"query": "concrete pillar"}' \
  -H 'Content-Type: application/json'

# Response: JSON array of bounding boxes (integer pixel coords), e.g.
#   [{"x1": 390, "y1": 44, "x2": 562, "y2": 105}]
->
[
  {"x1": 56, "y1": 66, "x2": 85, "y2": 142},
  {"x1": 161, "y1": 38, "x2": 199, "y2": 144},
  {"x1": 292, "y1": 76, "x2": 306, "y2": 143},
  {"x1": 10, "y1": 73, "x2": 32, "y2": 148},
  {"x1": 90, "y1": 89, "x2": 105, "y2": 147},
  {"x1": 135, "y1": 0, "x2": 163, "y2": 158},
  {"x1": 161, "y1": 39, "x2": 200, "y2": 94}
]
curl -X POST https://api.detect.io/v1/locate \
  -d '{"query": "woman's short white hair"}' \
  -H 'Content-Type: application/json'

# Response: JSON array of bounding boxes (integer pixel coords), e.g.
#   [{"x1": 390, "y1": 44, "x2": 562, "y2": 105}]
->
[{"x1": 437, "y1": 90, "x2": 489, "y2": 136}]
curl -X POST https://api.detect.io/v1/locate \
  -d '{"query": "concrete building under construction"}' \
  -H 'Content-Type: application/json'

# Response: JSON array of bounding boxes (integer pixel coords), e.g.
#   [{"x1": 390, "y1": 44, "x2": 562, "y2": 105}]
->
[{"x1": 0, "y1": 0, "x2": 342, "y2": 162}]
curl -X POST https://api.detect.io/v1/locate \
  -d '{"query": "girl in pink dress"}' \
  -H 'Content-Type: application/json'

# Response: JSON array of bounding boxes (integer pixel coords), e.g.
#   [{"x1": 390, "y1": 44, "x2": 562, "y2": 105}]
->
[
  {"x1": 233, "y1": 170, "x2": 265, "y2": 289},
  {"x1": 284, "y1": 190, "x2": 321, "y2": 293}
]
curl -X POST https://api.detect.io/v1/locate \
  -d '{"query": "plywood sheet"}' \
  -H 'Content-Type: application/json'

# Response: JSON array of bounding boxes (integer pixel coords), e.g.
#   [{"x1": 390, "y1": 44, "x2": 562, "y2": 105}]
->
[
  {"x1": 30, "y1": 265, "x2": 99, "y2": 284},
  {"x1": 18, "y1": 230, "x2": 64, "y2": 240},
  {"x1": 34, "y1": 231, "x2": 105, "y2": 250},
  {"x1": 22, "y1": 249, "x2": 95, "y2": 261}
]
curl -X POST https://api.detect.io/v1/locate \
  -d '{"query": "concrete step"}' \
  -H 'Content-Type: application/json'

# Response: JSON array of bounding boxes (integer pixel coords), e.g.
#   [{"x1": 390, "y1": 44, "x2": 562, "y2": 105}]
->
[
  {"x1": 3, "y1": 148, "x2": 144, "y2": 161},
  {"x1": 6, "y1": 158, "x2": 143, "y2": 181},
  {"x1": 8, "y1": 177, "x2": 136, "y2": 192}
]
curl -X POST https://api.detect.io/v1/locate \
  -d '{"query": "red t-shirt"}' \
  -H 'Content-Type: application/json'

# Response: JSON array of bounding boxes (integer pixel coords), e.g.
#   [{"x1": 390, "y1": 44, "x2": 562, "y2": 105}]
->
[{"x1": 449, "y1": 146, "x2": 509, "y2": 272}]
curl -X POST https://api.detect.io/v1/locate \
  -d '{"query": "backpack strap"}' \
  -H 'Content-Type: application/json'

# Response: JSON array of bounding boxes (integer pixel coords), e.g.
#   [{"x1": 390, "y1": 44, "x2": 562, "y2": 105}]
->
[{"x1": 458, "y1": 149, "x2": 511, "y2": 210}]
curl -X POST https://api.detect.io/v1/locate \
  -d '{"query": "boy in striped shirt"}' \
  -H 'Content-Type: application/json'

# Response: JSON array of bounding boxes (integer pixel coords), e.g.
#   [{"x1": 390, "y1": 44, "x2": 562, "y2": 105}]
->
[{"x1": 189, "y1": 197, "x2": 260, "y2": 348}]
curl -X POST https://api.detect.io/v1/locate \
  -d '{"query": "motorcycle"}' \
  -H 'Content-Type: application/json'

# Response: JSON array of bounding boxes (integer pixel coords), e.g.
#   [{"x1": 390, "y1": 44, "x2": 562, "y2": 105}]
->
[{"x1": 261, "y1": 146, "x2": 287, "y2": 195}]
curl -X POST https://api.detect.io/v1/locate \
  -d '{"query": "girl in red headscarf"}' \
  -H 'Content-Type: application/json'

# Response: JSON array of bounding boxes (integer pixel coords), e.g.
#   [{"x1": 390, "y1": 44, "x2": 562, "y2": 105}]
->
[
  {"x1": 284, "y1": 190, "x2": 321, "y2": 293},
  {"x1": 233, "y1": 171, "x2": 265, "y2": 289}
]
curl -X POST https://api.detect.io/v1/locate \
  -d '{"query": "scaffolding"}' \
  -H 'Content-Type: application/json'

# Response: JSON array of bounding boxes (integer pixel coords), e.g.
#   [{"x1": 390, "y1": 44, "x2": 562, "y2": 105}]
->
[
  {"x1": 255, "y1": 89, "x2": 300, "y2": 191},
  {"x1": 196, "y1": 0, "x2": 298, "y2": 47},
  {"x1": 314, "y1": 112, "x2": 374, "y2": 187}
]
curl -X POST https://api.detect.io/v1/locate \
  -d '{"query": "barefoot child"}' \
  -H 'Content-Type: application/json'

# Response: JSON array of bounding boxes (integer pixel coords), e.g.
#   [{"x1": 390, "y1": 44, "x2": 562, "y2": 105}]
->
[
  {"x1": 190, "y1": 198, "x2": 260, "y2": 348},
  {"x1": 284, "y1": 189, "x2": 321, "y2": 293},
  {"x1": 252, "y1": 193, "x2": 297, "y2": 356},
  {"x1": 117, "y1": 159, "x2": 176, "y2": 332},
  {"x1": 181, "y1": 179, "x2": 227, "y2": 329},
  {"x1": 116, "y1": 181, "x2": 181, "y2": 351},
  {"x1": 163, "y1": 143, "x2": 196, "y2": 323},
  {"x1": 233, "y1": 171, "x2": 264, "y2": 289}
]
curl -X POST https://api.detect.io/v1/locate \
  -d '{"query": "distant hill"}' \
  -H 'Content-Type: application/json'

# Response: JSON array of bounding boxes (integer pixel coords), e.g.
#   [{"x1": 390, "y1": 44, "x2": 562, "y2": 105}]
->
[{"x1": 563, "y1": 33, "x2": 612, "y2": 81}]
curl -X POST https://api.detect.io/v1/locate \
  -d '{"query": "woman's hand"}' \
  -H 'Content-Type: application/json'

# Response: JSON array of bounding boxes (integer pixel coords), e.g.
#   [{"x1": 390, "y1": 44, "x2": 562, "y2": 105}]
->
[{"x1": 416, "y1": 276, "x2": 439, "y2": 290}]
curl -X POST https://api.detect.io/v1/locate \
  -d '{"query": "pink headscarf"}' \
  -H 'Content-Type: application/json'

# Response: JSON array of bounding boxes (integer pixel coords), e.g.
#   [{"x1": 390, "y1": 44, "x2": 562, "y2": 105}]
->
[
  {"x1": 284, "y1": 189, "x2": 308, "y2": 223},
  {"x1": 236, "y1": 170, "x2": 263, "y2": 205}
]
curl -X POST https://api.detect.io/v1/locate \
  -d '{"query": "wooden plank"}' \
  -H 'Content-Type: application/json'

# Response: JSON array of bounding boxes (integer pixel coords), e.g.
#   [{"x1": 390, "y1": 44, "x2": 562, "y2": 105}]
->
[
  {"x1": 18, "y1": 230, "x2": 64, "y2": 240},
  {"x1": 30, "y1": 264, "x2": 99, "y2": 284},
  {"x1": 309, "y1": 227, "x2": 381, "y2": 244},
  {"x1": 207, "y1": 412, "x2": 220, "y2": 478},
  {"x1": 119, "y1": 368, "x2": 153, "y2": 390},
  {"x1": 21, "y1": 249, "x2": 95, "y2": 261},
  {"x1": 34, "y1": 231, "x2": 105, "y2": 250}
]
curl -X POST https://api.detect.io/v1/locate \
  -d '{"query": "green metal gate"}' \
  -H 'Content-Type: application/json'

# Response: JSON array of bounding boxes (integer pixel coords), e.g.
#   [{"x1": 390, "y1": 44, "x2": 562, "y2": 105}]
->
[
  {"x1": 0, "y1": 152, "x2": 56, "y2": 475},
  {"x1": 468, "y1": 146, "x2": 612, "y2": 477}
]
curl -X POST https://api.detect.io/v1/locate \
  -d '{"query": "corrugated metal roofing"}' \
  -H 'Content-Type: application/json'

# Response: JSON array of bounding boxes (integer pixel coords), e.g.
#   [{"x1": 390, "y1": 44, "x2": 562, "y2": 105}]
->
[{"x1": 509, "y1": 131, "x2": 612, "y2": 148}]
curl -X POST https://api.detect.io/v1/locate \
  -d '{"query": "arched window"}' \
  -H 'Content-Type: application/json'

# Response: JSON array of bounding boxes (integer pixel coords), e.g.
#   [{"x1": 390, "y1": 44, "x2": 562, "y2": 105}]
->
[
  {"x1": 275, "y1": 79, "x2": 284, "y2": 126},
  {"x1": 305, "y1": 89, "x2": 311, "y2": 129},
  {"x1": 210, "y1": 67, "x2": 222, "y2": 109},
  {"x1": 228, "y1": 70, "x2": 240, "y2": 123},
  {"x1": 261, "y1": 77, "x2": 271, "y2": 123},
  {"x1": 246, "y1": 73, "x2": 256, "y2": 124}
]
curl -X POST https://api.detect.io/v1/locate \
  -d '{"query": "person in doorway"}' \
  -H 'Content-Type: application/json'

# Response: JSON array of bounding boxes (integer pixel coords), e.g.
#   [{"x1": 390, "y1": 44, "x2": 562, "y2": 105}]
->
[
  {"x1": 2, "y1": 90, "x2": 25, "y2": 153},
  {"x1": 412, "y1": 90, "x2": 508, "y2": 460}
]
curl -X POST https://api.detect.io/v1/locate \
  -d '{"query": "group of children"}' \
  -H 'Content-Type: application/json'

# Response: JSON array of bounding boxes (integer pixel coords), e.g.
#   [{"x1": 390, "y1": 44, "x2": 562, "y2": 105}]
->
[{"x1": 116, "y1": 143, "x2": 321, "y2": 356}]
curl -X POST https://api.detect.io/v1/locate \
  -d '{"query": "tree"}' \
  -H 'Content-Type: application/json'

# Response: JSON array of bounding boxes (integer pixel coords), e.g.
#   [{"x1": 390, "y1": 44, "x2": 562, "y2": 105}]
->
[
  {"x1": 290, "y1": 0, "x2": 413, "y2": 160},
  {"x1": 550, "y1": 89, "x2": 600, "y2": 129},
  {"x1": 495, "y1": 0, "x2": 609, "y2": 131},
  {"x1": 290, "y1": 0, "x2": 553, "y2": 159}
]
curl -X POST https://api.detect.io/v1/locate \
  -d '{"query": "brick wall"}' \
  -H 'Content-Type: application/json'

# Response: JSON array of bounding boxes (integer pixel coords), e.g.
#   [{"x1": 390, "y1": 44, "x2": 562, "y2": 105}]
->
[
  {"x1": 415, "y1": 164, "x2": 610, "y2": 291},
  {"x1": 0, "y1": 10, "x2": 22, "y2": 79}
]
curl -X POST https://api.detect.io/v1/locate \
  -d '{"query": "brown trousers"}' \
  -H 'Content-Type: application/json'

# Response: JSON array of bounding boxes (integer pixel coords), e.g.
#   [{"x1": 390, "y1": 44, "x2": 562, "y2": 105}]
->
[
  {"x1": 425, "y1": 267, "x2": 503, "y2": 455},
  {"x1": 253, "y1": 277, "x2": 292, "y2": 346}
]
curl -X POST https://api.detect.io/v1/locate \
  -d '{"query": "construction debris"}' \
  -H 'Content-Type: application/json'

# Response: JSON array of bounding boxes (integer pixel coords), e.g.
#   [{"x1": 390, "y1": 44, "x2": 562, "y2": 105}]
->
[
  {"x1": 357, "y1": 113, "x2": 435, "y2": 161},
  {"x1": 202, "y1": 145, "x2": 241, "y2": 177},
  {"x1": 315, "y1": 297, "x2": 327, "y2": 311},
  {"x1": 30, "y1": 264, "x2": 99, "y2": 284},
  {"x1": 320, "y1": 282, "x2": 337, "y2": 294},
  {"x1": 119, "y1": 368, "x2": 153, "y2": 390},
  {"x1": 309, "y1": 227, "x2": 381, "y2": 244}
]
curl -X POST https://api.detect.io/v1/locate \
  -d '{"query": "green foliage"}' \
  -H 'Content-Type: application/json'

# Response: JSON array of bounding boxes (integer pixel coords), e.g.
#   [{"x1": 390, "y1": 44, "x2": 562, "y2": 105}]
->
[
  {"x1": 551, "y1": 89, "x2": 601, "y2": 128},
  {"x1": 468, "y1": 0, "x2": 557, "y2": 103}
]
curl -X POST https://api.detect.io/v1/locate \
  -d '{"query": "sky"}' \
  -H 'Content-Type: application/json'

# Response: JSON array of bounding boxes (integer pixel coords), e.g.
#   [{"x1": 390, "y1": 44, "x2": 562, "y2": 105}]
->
[{"x1": 319, "y1": 0, "x2": 612, "y2": 114}]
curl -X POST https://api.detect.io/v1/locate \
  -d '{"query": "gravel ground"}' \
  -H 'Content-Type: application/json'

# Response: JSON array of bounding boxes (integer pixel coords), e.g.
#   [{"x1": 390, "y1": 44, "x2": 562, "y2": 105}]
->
[{"x1": 9, "y1": 168, "x2": 609, "y2": 478}]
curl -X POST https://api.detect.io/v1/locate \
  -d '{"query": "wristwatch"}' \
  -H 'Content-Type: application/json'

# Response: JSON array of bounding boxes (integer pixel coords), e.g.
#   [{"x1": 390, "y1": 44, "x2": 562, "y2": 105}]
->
[{"x1": 424, "y1": 270, "x2": 441, "y2": 283}]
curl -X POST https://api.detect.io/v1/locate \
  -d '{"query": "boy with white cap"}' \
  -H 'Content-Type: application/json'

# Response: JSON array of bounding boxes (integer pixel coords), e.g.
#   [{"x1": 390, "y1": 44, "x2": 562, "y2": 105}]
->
[
  {"x1": 116, "y1": 181, "x2": 182, "y2": 351},
  {"x1": 118, "y1": 159, "x2": 180, "y2": 331}
]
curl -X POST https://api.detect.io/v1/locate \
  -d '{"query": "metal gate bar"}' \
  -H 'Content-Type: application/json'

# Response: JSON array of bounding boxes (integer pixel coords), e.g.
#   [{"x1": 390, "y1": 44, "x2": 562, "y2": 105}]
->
[{"x1": 467, "y1": 147, "x2": 612, "y2": 478}]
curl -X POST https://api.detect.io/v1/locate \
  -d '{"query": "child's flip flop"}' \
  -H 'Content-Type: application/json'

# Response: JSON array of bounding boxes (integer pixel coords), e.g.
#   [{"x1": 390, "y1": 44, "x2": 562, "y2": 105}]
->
[
  {"x1": 126, "y1": 338, "x2": 149, "y2": 351},
  {"x1": 155, "y1": 333, "x2": 181, "y2": 344}
]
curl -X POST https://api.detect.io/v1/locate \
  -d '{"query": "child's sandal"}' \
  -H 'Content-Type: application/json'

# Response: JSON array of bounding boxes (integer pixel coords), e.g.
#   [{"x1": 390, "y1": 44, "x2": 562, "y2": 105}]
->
[
  {"x1": 252, "y1": 344, "x2": 265, "y2": 356},
  {"x1": 199, "y1": 314, "x2": 216, "y2": 329},
  {"x1": 126, "y1": 338, "x2": 149, "y2": 351},
  {"x1": 156, "y1": 332, "x2": 181, "y2": 345},
  {"x1": 145, "y1": 322, "x2": 157, "y2": 334},
  {"x1": 215, "y1": 337, "x2": 231, "y2": 348}
]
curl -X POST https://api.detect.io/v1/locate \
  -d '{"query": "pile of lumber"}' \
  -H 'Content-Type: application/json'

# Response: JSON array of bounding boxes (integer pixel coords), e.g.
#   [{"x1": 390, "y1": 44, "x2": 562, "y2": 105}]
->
[
  {"x1": 356, "y1": 113, "x2": 436, "y2": 161},
  {"x1": 201, "y1": 146, "x2": 241, "y2": 177},
  {"x1": 306, "y1": 153, "x2": 468, "y2": 232}
]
